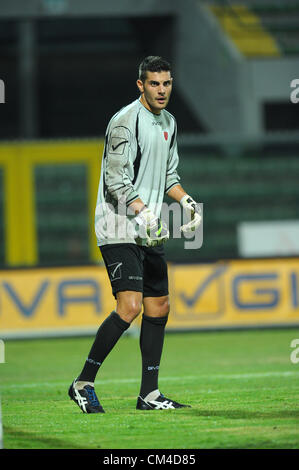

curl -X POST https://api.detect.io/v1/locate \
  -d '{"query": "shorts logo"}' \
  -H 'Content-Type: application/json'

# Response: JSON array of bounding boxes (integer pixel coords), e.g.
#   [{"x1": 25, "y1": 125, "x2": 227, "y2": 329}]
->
[
  {"x1": 108, "y1": 262, "x2": 123, "y2": 281},
  {"x1": 128, "y1": 275, "x2": 143, "y2": 281}
]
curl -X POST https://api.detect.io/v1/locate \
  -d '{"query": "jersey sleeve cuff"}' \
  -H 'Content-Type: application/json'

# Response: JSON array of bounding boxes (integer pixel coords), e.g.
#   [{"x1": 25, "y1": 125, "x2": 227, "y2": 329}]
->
[
  {"x1": 126, "y1": 193, "x2": 140, "y2": 207},
  {"x1": 165, "y1": 181, "x2": 180, "y2": 194}
]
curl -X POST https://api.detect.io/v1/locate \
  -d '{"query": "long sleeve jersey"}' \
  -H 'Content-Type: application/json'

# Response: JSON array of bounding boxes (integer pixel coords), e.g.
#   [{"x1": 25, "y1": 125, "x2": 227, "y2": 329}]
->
[{"x1": 95, "y1": 98, "x2": 181, "y2": 246}]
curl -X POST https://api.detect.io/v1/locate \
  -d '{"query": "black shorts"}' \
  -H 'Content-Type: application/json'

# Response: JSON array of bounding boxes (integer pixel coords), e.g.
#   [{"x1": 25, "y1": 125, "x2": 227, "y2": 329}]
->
[{"x1": 99, "y1": 243, "x2": 169, "y2": 298}]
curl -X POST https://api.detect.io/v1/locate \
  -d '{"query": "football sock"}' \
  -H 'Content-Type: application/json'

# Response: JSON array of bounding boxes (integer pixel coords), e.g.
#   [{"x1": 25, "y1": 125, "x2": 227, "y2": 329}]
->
[
  {"x1": 139, "y1": 313, "x2": 168, "y2": 399},
  {"x1": 78, "y1": 311, "x2": 130, "y2": 382}
]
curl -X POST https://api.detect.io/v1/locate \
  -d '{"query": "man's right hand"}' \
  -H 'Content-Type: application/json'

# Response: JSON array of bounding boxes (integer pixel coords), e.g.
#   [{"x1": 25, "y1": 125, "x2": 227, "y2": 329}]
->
[{"x1": 135, "y1": 207, "x2": 169, "y2": 247}]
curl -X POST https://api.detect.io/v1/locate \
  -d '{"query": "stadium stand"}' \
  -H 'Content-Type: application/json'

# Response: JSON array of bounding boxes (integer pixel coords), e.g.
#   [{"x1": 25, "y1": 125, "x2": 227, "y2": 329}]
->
[
  {"x1": 165, "y1": 140, "x2": 299, "y2": 262},
  {"x1": 0, "y1": 1, "x2": 298, "y2": 267},
  {"x1": 35, "y1": 164, "x2": 90, "y2": 266},
  {"x1": 251, "y1": 1, "x2": 299, "y2": 55},
  {"x1": 0, "y1": 135, "x2": 298, "y2": 267},
  {"x1": 206, "y1": 0, "x2": 299, "y2": 56}
]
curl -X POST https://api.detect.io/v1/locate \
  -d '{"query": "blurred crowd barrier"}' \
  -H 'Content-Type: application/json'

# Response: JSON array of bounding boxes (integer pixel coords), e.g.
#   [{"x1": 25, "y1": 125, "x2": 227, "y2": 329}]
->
[{"x1": 1, "y1": 257, "x2": 298, "y2": 339}]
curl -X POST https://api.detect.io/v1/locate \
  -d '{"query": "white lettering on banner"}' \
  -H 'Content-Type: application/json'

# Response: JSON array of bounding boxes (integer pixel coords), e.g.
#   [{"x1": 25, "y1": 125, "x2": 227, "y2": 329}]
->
[
  {"x1": 0, "y1": 80, "x2": 4, "y2": 103},
  {"x1": 290, "y1": 79, "x2": 299, "y2": 104},
  {"x1": 290, "y1": 339, "x2": 299, "y2": 364}
]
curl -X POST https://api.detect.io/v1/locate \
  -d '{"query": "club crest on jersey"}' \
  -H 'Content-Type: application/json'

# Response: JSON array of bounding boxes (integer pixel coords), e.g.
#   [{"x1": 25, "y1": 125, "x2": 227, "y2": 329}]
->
[{"x1": 163, "y1": 131, "x2": 168, "y2": 141}]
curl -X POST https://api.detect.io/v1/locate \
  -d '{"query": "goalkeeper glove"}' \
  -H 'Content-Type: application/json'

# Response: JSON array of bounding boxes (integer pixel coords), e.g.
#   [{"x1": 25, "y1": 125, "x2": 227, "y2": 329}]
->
[
  {"x1": 135, "y1": 207, "x2": 169, "y2": 247},
  {"x1": 180, "y1": 195, "x2": 202, "y2": 233}
]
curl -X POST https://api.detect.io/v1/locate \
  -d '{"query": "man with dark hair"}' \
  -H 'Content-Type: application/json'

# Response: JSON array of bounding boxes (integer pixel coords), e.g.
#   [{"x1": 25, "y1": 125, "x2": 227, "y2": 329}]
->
[
  {"x1": 68, "y1": 56, "x2": 201, "y2": 413},
  {"x1": 138, "y1": 55, "x2": 171, "y2": 82}
]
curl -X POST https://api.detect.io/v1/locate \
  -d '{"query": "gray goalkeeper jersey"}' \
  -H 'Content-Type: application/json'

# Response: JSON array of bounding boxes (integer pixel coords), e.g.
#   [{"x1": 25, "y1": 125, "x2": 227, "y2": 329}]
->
[{"x1": 95, "y1": 98, "x2": 181, "y2": 246}]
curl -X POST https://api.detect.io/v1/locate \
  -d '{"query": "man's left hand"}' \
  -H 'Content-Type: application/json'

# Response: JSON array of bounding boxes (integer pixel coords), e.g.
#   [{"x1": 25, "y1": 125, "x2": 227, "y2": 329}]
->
[{"x1": 180, "y1": 195, "x2": 202, "y2": 233}]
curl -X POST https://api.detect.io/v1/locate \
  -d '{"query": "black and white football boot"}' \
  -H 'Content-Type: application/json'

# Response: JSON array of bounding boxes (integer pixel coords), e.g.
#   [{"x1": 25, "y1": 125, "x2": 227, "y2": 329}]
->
[
  {"x1": 68, "y1": 380, "x2": 105, "y2": 414},
  {"x1": 136, "y1": 391, "x2": 191, "y2": 410}
]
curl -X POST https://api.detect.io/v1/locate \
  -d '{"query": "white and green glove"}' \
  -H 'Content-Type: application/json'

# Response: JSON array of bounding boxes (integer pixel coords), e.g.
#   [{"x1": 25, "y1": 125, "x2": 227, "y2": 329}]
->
[
  {"x1": 180, "y1": 195, "x2": 202, "y2": 233},
  {"x1": 135, "y1": 207, "x2": 169, "y2": 247}
]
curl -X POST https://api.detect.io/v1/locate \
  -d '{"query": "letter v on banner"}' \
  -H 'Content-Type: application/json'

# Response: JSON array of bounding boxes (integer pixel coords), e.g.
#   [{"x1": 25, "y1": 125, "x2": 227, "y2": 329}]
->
[
  {"x1": 179, "y1": 265, "x2": 226, "y2": 308},
  {"x1": 2, "y1": 281, "x2": 49, "y2": 317},
  {"x1": 172, "y1": 263, "x2": 227, "y2": 321}
]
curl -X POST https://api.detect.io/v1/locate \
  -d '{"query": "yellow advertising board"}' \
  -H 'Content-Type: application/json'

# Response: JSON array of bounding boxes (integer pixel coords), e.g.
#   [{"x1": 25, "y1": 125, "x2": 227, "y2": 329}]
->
[
  {"x1": 169, "y1": 258, "x2": 299, "y2": 329},
  {"x1": 0, "y1": 266, "x2": 115, "y2": 338},
  {"x1": 0, "y1": 258, "x2": 299, "y2": 338}
]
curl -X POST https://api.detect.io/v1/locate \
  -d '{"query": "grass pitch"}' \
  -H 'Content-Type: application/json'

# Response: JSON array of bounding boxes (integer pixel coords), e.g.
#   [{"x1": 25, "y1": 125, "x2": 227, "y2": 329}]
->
[{"x1": 1, "y1": 328, "x2": 299, "y2": 449}]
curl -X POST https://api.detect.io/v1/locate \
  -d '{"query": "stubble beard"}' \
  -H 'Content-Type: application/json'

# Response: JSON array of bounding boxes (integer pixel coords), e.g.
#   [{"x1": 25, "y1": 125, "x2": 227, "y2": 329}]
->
[{"x1": 142, "y1": 91, "x2": 170, "y2": 115}]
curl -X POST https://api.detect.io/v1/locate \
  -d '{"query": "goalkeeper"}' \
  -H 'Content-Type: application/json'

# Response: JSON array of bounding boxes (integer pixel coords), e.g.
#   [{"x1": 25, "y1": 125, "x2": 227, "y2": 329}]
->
[{"x1": 68, "y1": 56, "x2": 201, "y2": 413}]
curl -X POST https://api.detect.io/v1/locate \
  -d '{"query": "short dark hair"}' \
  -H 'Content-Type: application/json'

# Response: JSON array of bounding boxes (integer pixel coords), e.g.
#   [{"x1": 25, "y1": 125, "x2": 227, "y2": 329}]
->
[{"x1": 138, "y1": 56, "x2": 171, "y2": 82}]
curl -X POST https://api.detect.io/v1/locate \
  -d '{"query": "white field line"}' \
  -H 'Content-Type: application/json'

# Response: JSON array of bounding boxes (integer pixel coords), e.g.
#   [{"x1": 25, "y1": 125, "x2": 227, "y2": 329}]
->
[{"x1": 0, "y1": 370, "x2": 298, "y2": 391}]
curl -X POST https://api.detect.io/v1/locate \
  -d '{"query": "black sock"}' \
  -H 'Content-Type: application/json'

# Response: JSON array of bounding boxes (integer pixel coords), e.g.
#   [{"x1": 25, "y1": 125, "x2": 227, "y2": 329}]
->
[
  {"x1": 78, "y1": 311, "x2": 130, "y2": 382},
  {"x1": 139, "y1": 313, "x2": 168, "y2": 399}
]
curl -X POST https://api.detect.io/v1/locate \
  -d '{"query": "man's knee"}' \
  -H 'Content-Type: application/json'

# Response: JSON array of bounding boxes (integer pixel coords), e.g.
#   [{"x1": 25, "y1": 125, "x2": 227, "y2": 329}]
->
[
  {"x1": 144, "y1": 295, "x2": 170, "y2": 318},
  {"x1": 159, "y1": 296, "x2": 170, "y2": 317},
  {"x1": 116, "y1": 291, "x2": 143, "y2": 323}
]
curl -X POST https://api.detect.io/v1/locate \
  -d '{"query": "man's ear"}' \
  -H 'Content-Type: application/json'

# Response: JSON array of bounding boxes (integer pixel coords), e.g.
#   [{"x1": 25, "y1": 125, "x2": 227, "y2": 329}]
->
[{"x1": 136, "y1": 79, "x2": 144, "y2": 93}]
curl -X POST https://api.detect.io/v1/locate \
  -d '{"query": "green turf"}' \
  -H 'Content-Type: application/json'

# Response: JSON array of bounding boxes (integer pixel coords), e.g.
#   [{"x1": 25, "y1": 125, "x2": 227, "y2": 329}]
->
[{"x1": 1, "y1": 328, "x2": 299, "y2": 449}]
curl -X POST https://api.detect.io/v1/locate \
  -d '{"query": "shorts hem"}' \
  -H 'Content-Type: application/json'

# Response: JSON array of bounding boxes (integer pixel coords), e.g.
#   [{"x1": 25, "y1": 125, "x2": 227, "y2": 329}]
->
[
  {"x1": 143, "y1": 291, "x2": 169, "y2": 298},
  {"x1": 112, "y1": 289, "x2": 168, "y2": 299},
  {"x1": 112, "y1": 286, "x2": 144, "y2": 298}
]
